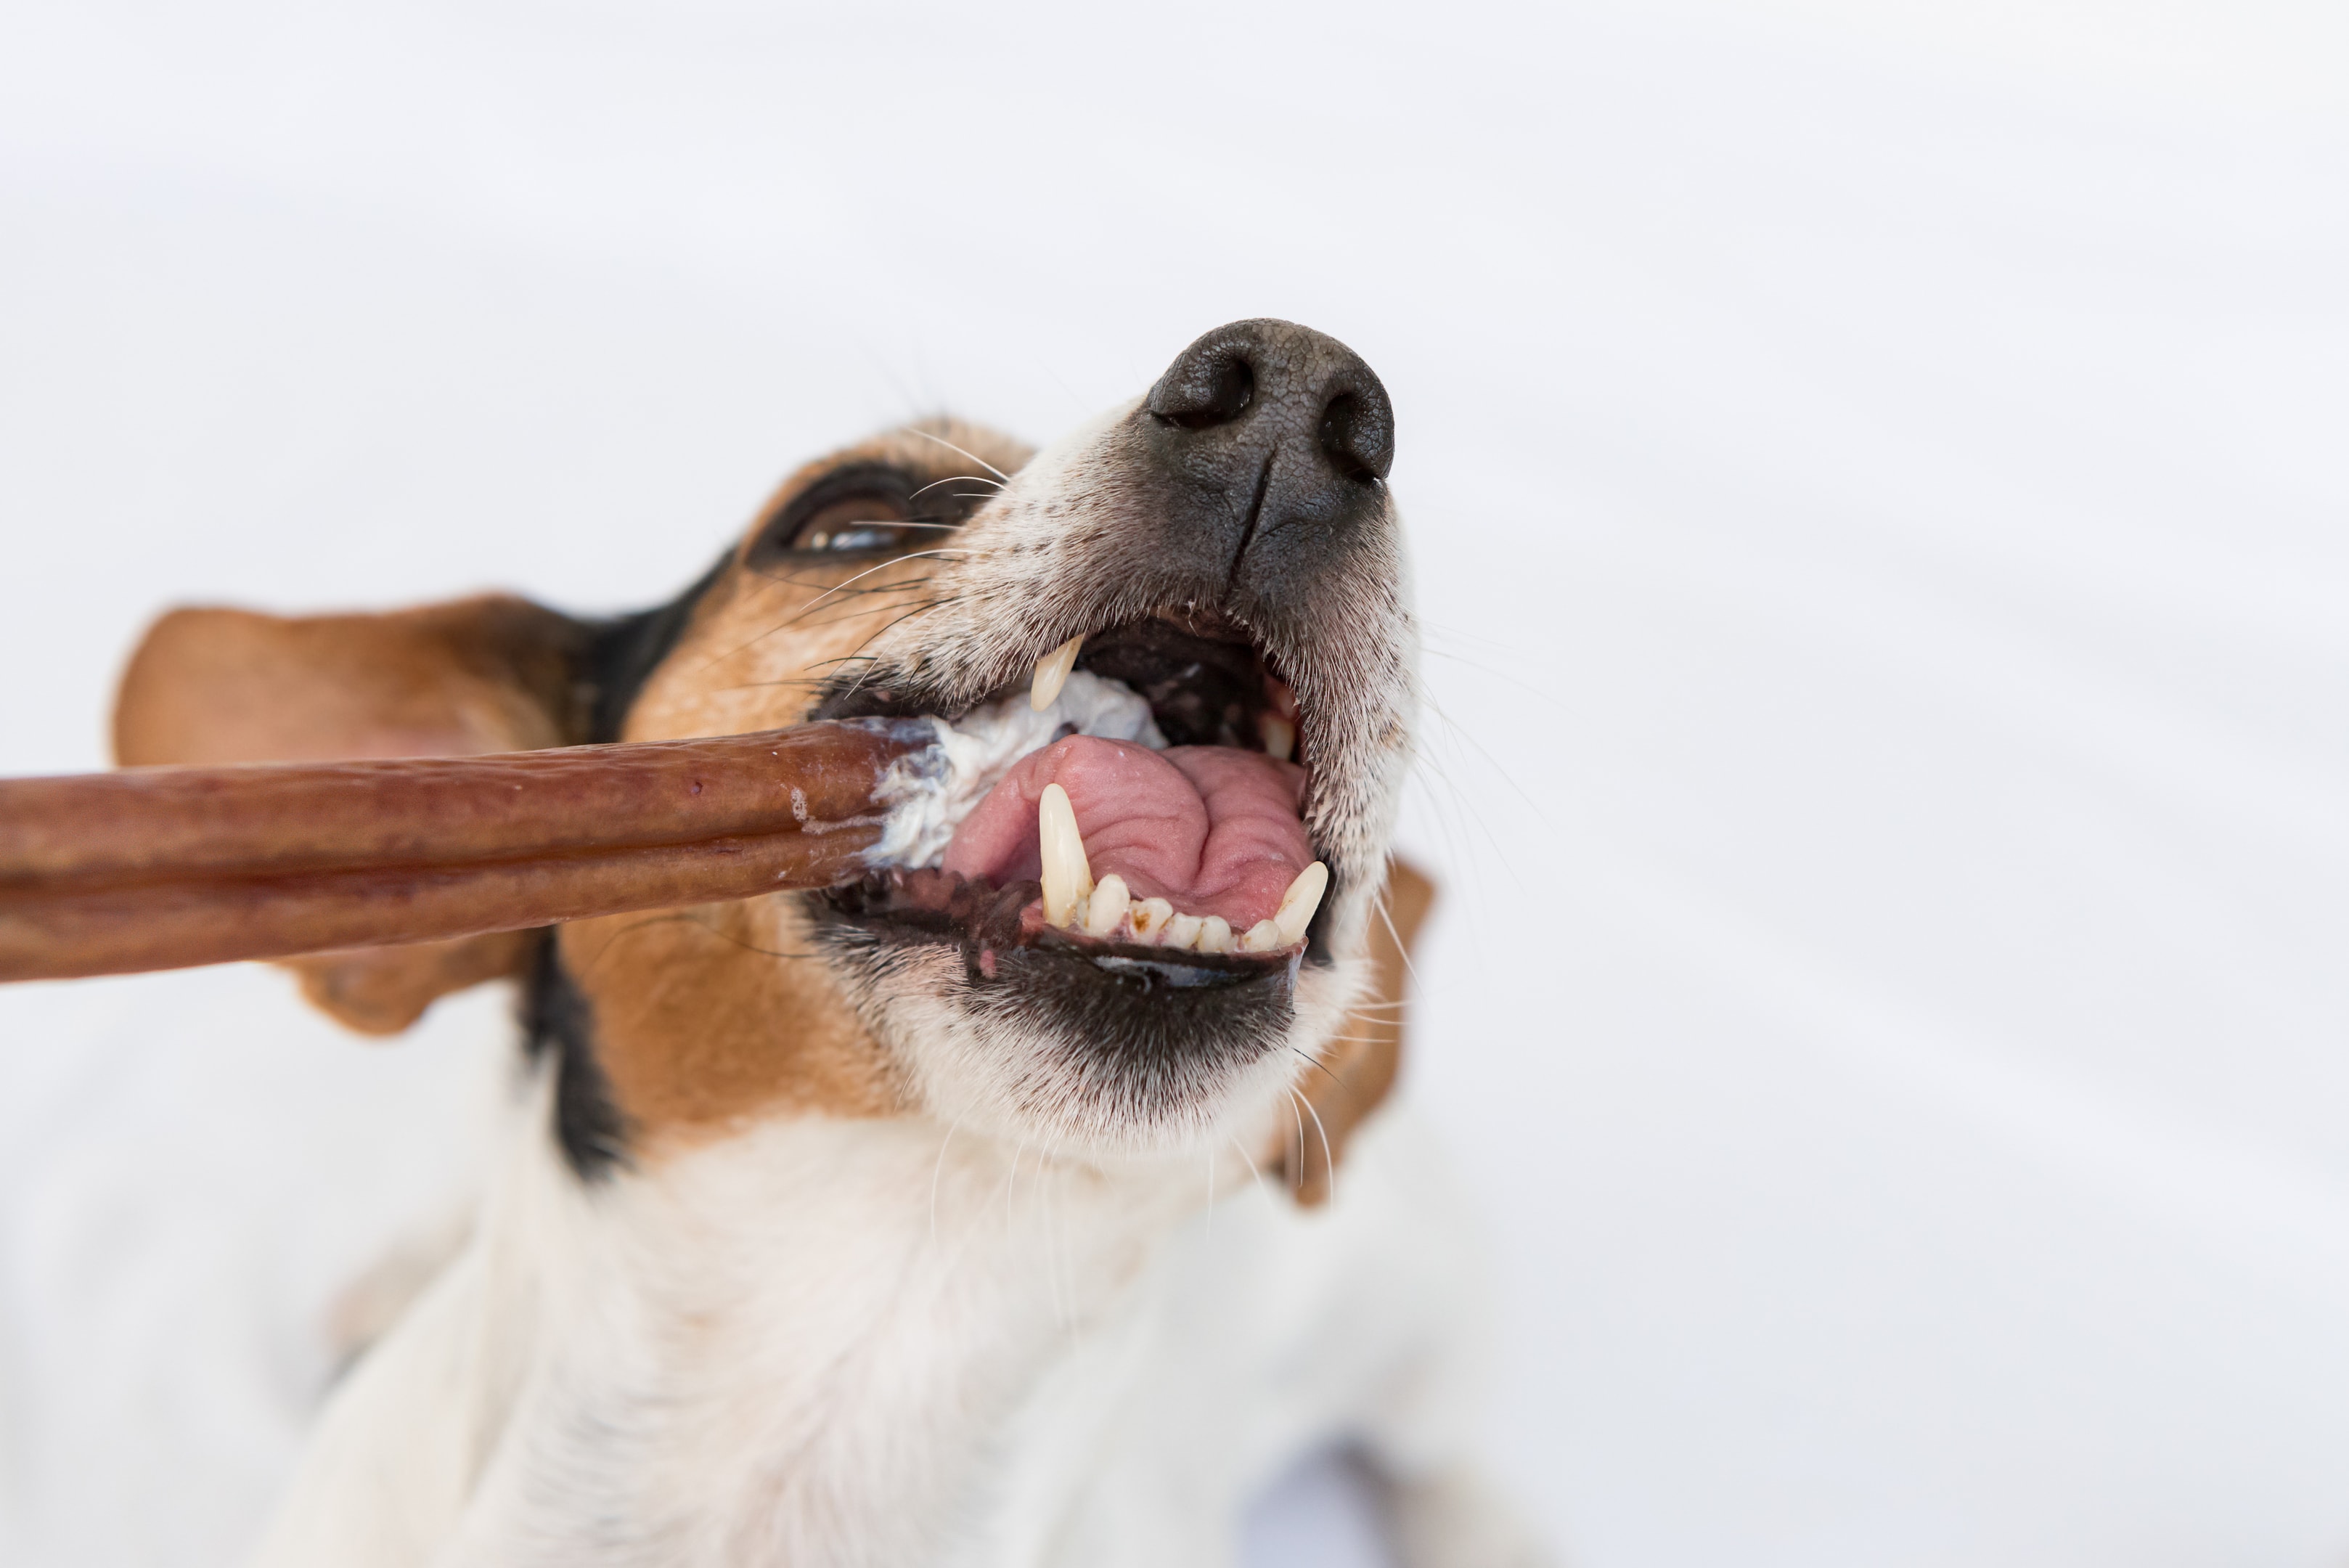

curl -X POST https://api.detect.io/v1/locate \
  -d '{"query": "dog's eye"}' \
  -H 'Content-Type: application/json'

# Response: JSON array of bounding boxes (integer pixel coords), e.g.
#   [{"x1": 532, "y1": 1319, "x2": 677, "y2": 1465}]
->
[
  {"x1": 789, "y1": 494, "x2": 920, "y2": 554},
  {"x1": 751, "y1": 462, "x2": 962, "y2": 566}
]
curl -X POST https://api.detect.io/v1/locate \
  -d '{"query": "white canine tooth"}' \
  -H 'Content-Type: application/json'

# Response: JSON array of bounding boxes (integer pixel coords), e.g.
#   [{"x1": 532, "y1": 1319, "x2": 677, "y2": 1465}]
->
[
  {"x1": 1161, "y1": 912, "x2": 1203, "y2": 950},
  {"x1": 1132, "y1": 897, "x2": 1173, "y2": 941},
  {"x1": 1082, "y1": 874, "x2": 1129, "y2": 937},
  {"x1": 1241, "y1": 918, "x2": 1283, "y2": 952},
  {"x1": 1197, "y1": 915, "x2": 1233, "y2": 953},
  {"x1": 1259, "y1": 713, "x2": 1296, "y2": 763},
  {"x1": 1038, "y1": 783, "x2": 1092, "y2": 927},
  {"x1": 1029, "y1": 635, "x2": 1085, "y2": 712},
  {"x1": 1272, "y1": 861, "x2": 1328, "y2": 947}
]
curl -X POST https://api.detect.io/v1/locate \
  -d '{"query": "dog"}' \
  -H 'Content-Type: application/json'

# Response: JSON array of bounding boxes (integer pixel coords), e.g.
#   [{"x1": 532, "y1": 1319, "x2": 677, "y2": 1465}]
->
[{"x1": 110, "y1": 319, "x2": 1545, "y2": 1566}]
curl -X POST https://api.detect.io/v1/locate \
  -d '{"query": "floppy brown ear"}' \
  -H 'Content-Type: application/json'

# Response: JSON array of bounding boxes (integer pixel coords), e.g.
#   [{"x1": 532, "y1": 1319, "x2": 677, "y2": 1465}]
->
[
  {"x1": 1268, "y1": 857, "x2": 1435, "y2": 1208},
  {"x1": 112, "y1": 595, "x2": 596, "y2": 1034}
]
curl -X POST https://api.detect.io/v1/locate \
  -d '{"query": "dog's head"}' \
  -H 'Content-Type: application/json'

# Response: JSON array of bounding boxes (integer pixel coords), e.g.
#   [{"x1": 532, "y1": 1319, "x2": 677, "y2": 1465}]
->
[{"x1": 117, "y1": 320, "x2": 1423, "y2": 1184}]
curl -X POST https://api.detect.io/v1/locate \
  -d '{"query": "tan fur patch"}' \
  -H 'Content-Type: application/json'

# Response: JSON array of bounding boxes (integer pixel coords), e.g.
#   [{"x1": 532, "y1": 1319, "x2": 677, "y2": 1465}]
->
[
  {"x1": 557, "y1": 904, "x2": 905, "y2": 1140},
  {"x1": 287, "y1": 931, "x2": 541, "y2": 1038},
  {"x1": 115, "y1": 596, "x2": 588, "y2": 769},
  {"x1": 1267, "y1": 857, "x2": 1432, "y2": 1206},
  {"x1": 111, "y1": 596, "x2": 592, "y2": 1035},
  {"x1": 563, "y1": 421, "x2": 1037, "y2": 1140}
]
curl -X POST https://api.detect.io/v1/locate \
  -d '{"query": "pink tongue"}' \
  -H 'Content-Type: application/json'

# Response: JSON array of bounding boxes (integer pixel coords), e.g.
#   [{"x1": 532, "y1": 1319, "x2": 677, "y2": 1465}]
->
[{"x1": 938, "y1": 735, "x2": 1312, "y2": 931}]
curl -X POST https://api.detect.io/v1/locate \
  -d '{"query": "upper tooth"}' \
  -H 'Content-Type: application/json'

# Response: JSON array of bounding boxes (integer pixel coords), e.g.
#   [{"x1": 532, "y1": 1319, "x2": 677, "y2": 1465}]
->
[
  {"x1": 1259, "y1": 713, "x2": 1296, "y2": 763},
  {"x1": 1030, "y1": 635, "x2": 1084, "y2": 712},
  {"x1": 1272, "y1": 861, "x2": 1328, "y2": 947},
  {"x1": 1038, "y1": 783, "x2": 1092, "y2": 926},
  {"x1": 1083, "y1": 874, "x2": 1129, "y2": 937}
]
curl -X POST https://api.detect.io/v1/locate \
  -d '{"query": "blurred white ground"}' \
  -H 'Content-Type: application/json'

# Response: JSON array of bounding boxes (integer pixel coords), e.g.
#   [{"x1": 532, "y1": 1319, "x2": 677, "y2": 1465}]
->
[{"x1": 2, "y1": 1, "x2": 2346, "y2": 1563}]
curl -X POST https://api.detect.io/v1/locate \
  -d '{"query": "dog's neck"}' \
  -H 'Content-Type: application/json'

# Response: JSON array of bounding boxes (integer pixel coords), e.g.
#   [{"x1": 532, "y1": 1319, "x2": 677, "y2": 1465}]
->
[{"x1": 456, "y1": 1078, "x2": 1226, "y2": 1562}]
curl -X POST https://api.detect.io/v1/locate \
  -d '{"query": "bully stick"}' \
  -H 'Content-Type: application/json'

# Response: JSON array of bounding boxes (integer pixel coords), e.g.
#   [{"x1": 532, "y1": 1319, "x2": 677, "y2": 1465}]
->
[{"x1": 0, "y1": 719, "x2": 936, "y2": 982}]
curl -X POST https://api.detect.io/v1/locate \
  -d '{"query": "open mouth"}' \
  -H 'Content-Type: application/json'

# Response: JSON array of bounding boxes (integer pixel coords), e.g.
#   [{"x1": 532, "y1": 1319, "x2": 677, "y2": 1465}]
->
[{"x1": 814, "y1": 609, "x2": 1331, "y2": 992}]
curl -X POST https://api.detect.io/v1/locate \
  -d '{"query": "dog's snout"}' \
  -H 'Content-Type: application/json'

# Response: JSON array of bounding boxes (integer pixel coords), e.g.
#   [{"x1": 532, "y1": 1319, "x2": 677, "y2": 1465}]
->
[
  {"x1": 1129, "y1": 320, "x2": 1397, "y2": 620},
  {"x1": 1146, "y1": 319, "x2": 1394, "y2": 483}
]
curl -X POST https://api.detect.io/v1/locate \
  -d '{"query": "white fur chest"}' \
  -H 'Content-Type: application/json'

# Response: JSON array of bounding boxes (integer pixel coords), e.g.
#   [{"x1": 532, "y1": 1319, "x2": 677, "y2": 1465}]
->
[
  {"x1": 263, "y1": 1079, "x2": 1225, "y2": 1568},
  {"x1": 250, "y1": 1068, "x2": 1510, "y2": 1568}
]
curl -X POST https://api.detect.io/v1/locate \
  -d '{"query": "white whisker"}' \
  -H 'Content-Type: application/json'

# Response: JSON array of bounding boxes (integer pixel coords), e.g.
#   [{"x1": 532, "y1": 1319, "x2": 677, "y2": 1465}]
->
[
  {"x1": 1285, "y1": 1086, "x2": 1310, "y2": 1183},
  {"x1": 903, "y1": 426, "x2": 1011, "y2": 481},
  {"x1": 694, "y1": 549, "x2": 968, "y2": 673},
  {"x1": 1291, "y1": 1077, "x2": 1337, "y2": 1202},
  {"x1": 1002, "y1": 1139, "x2": 1029, "y2": 1230},
  {"x1": 1375, "y1": 894, "x2": 1424, "y2": 992},
  {"x1": 910, "y1": 473, "x2": 1002, "y2": 501},
  {"x1": 1225, "y1": 1133, "x2": 1274, "y2": 1213},
  {"x1": 928, "y1": 1118, "x2": 963, "y2": 1245}
]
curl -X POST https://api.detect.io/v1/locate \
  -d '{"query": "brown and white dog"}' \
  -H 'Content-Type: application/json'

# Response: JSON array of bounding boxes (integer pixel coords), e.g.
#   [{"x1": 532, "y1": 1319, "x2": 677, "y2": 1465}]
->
[{"x1": 113, "y1": 320, "x2": 1543, "y2": 1566}]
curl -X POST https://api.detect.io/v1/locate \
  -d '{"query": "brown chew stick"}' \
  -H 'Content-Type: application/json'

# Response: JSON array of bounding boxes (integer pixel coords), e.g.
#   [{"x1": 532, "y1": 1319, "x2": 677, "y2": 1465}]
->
[{"x1": 0, "y1": 720, "x2": 931, "y2": 982}]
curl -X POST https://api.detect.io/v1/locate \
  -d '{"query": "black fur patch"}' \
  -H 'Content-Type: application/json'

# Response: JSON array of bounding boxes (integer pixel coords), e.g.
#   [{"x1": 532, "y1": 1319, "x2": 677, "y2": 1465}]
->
[
  {"x1": 578, "y1": 552, "x2": 732, "y2": 746},
  {"x1": 520, "y1": 550, "x2": 729, "y2": 1180},
  {"x1": 519, "y1": 929, "x2": 630, "y2": 1179}
]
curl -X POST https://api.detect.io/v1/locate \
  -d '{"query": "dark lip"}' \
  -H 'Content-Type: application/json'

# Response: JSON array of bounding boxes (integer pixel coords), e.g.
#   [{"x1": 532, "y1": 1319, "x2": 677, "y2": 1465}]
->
[{"x1": 813, "y1": 867, "x2": 1298, "y2": 992}]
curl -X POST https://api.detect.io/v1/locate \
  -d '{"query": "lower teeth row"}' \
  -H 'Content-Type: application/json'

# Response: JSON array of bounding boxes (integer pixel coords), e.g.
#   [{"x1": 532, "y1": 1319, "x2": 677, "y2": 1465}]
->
[
  {"x1": 1037, "y1": 785, "x2": 1328, "y2": 953},
  {"x1": 1063, "y1": 879, "x2": 1257, "y2": 952},
  {"x1": 1055, "y1": 876, "x2": 1296, "y2": 953}
]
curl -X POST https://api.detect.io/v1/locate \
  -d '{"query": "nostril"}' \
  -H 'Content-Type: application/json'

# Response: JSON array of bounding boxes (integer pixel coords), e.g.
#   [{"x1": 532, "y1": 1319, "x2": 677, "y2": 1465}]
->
[
  {"x1": 1148, "y1": 351, "x2": 1255, "y2": 431},
  {"x1": 1319, "y1": 393, "x2": 1392, "y2": 483}
]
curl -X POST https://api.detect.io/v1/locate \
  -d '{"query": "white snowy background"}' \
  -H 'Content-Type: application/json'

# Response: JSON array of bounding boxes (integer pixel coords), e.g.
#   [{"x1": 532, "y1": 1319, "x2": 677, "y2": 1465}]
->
[{"x1": 3, "y1": 1, "x2": 2346, "y2": 1563}]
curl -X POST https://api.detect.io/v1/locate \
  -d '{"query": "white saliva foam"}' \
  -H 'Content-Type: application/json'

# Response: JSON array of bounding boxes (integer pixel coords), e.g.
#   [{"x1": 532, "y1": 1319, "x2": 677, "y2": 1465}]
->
[{"x1": 869, "y1": 669, "x2": 1165, "y2": 870}]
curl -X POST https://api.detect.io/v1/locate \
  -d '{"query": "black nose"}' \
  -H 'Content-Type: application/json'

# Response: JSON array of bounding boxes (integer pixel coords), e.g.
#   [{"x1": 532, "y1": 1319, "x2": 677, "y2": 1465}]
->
[
  {"x1": 1148, "y1": 318, "x2": 1394, "y2": 485},
  {"x1": 1137, "y1": 322, "x2": 1390, "y2": 611},
  {"x1": 1146, "y1": 318, "x2": 1394, "y2": 486}
]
